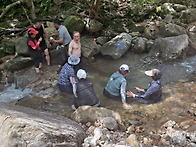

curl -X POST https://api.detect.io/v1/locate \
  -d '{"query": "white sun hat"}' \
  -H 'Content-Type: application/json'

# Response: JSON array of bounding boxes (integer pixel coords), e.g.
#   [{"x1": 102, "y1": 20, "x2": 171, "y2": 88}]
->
[
  {"x1": 119, "y1": 64, "x2": 130, "y2": 72},
  {"x1": 77, "y1": 69, "x2": 87, "y2": 79}
]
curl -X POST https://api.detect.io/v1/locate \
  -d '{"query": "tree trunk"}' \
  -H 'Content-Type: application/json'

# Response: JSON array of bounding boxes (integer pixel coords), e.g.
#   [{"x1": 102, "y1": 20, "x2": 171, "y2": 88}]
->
[{"x1": 0, "y1": 0, "x2": 36, "y2": 21}]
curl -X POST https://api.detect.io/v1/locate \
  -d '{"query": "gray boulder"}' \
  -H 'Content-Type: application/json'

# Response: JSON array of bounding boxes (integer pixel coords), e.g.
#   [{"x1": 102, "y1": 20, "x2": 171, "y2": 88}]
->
[
  {"x1": 157, "y1": 23, "x2": 186, "y2": 38},
  {"x1": 50, "y1": 49, "x2": 62, "y2": 65},
  {"x1": 149, "y1": 34, "x2": 189, "y2": 60},
  {"x1": 45, "y1": 21, "x2": 58, "y2": 37},
  {"x1": 86, "y1": 19, "x2": 103, "y2": 33},
  {"x1": 96, "y1": 37, "x2": 110, "y2": 46},
  {"x1": 0, "y1": 103, "x2": 86, "y2": 147},
  {"x1": 71, "y1": 106, "x2": 122, "y2": 125},
  {"x1": 132, "y1": 37, "x2": 148, "y2": 53},
  {"x1": 100, "y1": 33, "x2": 132, "y2": 59},
  {"x1": 81, "y1": 38, "x2": 100, "y2": 58},
  {"x1": 101, "y1": 117, "x2": 118, "y2": 131},
  {"x1": 2, "y1": 38, "x2": 15, "y2": 54},
  {"x1": 64, "y1": 16, "x2": 85, "y2": 34},
  {"x1": 181, "y1": 8, "x2": 196, "y2": 23},
  {"x1": 173, "y1": 4, "x2": 187, "y2": 12},
  {"x1": 4, "y1": 57, "x2": 34, "y2": 71},
  {"x1": 15, "y1": 37, "x2": 30, "y2": 56}
]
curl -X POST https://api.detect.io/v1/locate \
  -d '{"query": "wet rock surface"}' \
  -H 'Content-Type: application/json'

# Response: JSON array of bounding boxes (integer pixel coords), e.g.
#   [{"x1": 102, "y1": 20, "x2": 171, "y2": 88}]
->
[{"x1": 0, "y1": 103, "x2": 86, "y2": 147}]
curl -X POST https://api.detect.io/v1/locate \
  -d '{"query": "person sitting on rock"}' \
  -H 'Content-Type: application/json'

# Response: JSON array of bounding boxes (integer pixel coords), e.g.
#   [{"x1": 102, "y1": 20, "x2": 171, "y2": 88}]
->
[
  {"x1": 57, "y1": 54, "x2": 80, "y2": 96},
  {"x1": 103, "y1": 64, "x2": 131, "y2": 109},
  {"x1": 68, "y1": 31, "x2": 86, "y2": 73},
  {"x1": 72, "y1": 69, "x2": 100, "y2": 110},
  {"x1": 27, "y1": 28, "x2": 43, "y2": 74},
  {"x1": 126, "y1": 69, "x2": 162, "y2": 104}
]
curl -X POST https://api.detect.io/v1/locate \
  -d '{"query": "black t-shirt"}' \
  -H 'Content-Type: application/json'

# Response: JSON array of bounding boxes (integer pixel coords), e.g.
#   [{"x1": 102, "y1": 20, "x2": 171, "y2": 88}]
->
[{"x1": 32, "y1": 25, "x2": 46, "y2": 45}]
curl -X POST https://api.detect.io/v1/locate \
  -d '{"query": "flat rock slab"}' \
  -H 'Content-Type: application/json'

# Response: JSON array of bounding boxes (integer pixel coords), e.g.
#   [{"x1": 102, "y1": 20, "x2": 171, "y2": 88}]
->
[{"x1": 0, "y1": 103, "x2": 86, "y2": 147}]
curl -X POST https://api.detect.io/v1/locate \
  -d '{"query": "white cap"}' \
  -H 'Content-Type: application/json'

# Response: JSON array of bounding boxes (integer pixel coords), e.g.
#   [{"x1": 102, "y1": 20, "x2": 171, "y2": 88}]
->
[
  {"x1": 77, "y1": 69, "x2": 87, "y2": 79},
  {"x1": 119, "y1": 64, "x2": 130, "y2": 72},
  {"x1": 145, "y1": 69, "x2": 160, "y2": 77}
]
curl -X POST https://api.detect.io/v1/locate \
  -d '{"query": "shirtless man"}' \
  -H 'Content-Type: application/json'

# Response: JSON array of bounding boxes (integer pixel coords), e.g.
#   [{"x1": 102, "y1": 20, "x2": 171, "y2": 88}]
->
[
  {"x1": 68, "y1": 31, "x2": 81, "y2": 58},
  {"x1": 68, "y1": 31, "x2": 86, "y2": 73}
]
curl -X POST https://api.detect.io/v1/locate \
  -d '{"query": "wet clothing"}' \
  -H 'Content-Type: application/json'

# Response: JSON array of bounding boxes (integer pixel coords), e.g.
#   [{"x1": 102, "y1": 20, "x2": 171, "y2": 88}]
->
[
  {"x1": 27, "y1": 37, "x2": 42, "y2": 68},
  {"x1": 33, "y1": 25, "x2": 47, "y2": 52},
  {"x1": 134, "y1": 81, "x2": 162, "y2": 104},
  {"x1": 58, "y1": 25, "x2": 72, "y2": 46},
  {"x1": 58, "y1": 83, "x2": 73, "y2": 93},
  {"x1": 58, "y1": 63, "x2": 76, "y2": 94},
  {"x1": 74, "y1": 79, "x2": 100, "y2": 108},
  {"x1": 104, "y1": 72, "x2": 127, "y2": 103}
]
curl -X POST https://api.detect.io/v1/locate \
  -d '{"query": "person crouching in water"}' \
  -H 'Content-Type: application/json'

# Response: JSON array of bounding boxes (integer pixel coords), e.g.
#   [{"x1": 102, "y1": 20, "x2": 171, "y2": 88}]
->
[
  {"x1": 57, "y1": 54, "x2": 80, "y2": 97},
  {"x1": 126, "y1": 69, "x2": 162, "y2": 104},
  {"x1": 27, "y1": 28, "x2": 43, "y2": 74},
  {"x1": 72, "y1": 69, "x2": 100, "y2": 110},
  {"x1": 104, "y1": 64, "x2": 131, "y2": 109}
]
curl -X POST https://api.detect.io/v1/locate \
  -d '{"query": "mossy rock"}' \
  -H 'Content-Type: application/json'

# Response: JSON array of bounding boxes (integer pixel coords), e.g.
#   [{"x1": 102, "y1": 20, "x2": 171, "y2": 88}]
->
[
  {"x1": 0, "y1": 22, "x2": 11, "y2": 28},
  {"x1": 15, "y1": 21, "x2": 30, "y2": 28},
  {"x1": 86, "y1": 19, "x2": 103, "y2": 33},
  {"x1": 4, "y1": 57, "x2": 34, "y2": 71},
  {"x1": 0, "y1": 49, "x2": 7, "y2": 58},
  {"x1": 64, "y1": 16, "x2": 85, "y2": 34},
  {"x1": 2, "y1": 39, "x2": 15, "y2": 54}
]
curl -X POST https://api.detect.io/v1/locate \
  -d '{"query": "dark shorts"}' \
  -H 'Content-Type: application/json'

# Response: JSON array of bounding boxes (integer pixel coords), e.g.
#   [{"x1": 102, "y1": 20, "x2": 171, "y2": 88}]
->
[
  {"x1": 33, "y1": 57, "x2": 42, "y2": 68},
  {"x1": 58, "y1": 83, "x2": 73, "y2": 94},
  {"x1": 73, "y1": 57, "x2": 86, "y2": 74},
  {"x1": 103, "y1": 88, "x2": 121, "y2": 101},
  {"x1": 40, "y1": 41, "x2": 48, "y2": 52}
]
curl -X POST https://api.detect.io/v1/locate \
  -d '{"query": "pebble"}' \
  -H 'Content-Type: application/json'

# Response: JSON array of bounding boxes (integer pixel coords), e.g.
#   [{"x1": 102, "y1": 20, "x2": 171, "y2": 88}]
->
[
  {"x1": 102, "y1": 117, "x2": 118, "y2": 131},
  {"x1": 126, "y1": 134, "x2": 140, "y2": 147}
]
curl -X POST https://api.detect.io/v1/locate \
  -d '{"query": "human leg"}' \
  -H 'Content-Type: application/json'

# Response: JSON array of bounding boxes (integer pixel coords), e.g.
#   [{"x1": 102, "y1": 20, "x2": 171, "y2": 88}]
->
[
  {"x1": 58, "y1": 83, "x2": 73, "y2": 94},
  {"x1": 44, "y1": 48, "x2": 51, "y2": 66}
]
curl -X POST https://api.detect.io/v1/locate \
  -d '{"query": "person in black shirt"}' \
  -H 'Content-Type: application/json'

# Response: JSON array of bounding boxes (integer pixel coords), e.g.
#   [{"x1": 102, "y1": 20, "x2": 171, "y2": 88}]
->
[{"x1": 33, "y1": 19, "x2": 51, "y2": 66}]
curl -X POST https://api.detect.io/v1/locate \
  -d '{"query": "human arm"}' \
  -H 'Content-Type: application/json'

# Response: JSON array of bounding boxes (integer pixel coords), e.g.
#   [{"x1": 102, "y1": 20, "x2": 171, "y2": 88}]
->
[
  {"x1": 28, "y1": 37, "x2": 42, "y2": 50},
  {"x1": 51, "y1": 38, "x2": 63, "y2": 44},
  {"x1": 134, "y1": 87, "x2": 145, "y2": 92},
  {"x1": 70, "y1": 77, "x2": 77, "y2": 97},
  {"x1": 121, "y1": 82, "x2": 131, "y2": 109},
  {"x1": 68, "y1": 41, "x2": 73, "y2": 56}
]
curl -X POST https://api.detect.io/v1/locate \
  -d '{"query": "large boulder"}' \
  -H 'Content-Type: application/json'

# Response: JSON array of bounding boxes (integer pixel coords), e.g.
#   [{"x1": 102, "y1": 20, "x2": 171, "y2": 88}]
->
[
  {"x1": 132, "y1": 37, "x2": 148, "y2": 53},
  {"x1": 64, "y1": 16, "x2": 85, "y2": 34},
  {"x1": 2, "y1": 38, "x2": 15, "y2": 54},
  {"x1": 50, "y1": 49, "x2": 62, "y2": 65},
  {"x1": 71, "y1": 106, "x2": 122, "y2": 125},
  {"x1": 173, "y1": 4, "x2": 187, "y2": 12},
  {"x1": 0, "y1": 48, "x2": 7, "y2": 58},
  {"x1": 96, "y1": 36, "x2": 111, "y2": 46},
  {"x1": 15, "y1": 37, "x2": 30, "y2": 56},
  {"x1": 181, "y1": 8, "x2": 196, "y2": 23},
  {"x1": 80, "y1": 38, "x2": 100, "y2": 58},
  {"x1": 4, "y1": 57, "x2": 34, "y2": 71},
  {"x1": 86, "y1": 19, "x2": 103, "y2": 33},
  {"x1": 149, "y1": 34, "x2": 189, "y2": 60},
  {"x1": 0, "y1": 103, "x2": 86, "y2": 147},
  {"x1": 157, "y1": 23, "x2": 186, "y2": 38},
  {"x1": 44, "y1": 21, "x2": 58, "y2": 37},
  {"x1": 100, "y1": 33, "x2": 132, "y2": 59}
]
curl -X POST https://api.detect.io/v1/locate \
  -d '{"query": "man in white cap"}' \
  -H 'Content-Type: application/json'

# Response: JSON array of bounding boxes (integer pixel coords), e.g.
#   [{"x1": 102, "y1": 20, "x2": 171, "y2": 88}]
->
[
  {"x1": 57, "y1": 54, "x2": 80, "y2": 96},
  {"x1": 127, "y1": 69, "x2": 162, "y2": 103},
  {"x1": 72, "y1": 69, "x2": 100, "y2": 110},
  {"x1": 104, "y1": 64, "x2": 131, "y2": 109}
]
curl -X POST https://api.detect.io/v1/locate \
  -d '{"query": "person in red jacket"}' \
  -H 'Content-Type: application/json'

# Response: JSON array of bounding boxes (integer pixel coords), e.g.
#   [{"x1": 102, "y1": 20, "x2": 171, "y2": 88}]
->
[{"x1": 27, "y1": 28, "x2": 43, "y2": 74}]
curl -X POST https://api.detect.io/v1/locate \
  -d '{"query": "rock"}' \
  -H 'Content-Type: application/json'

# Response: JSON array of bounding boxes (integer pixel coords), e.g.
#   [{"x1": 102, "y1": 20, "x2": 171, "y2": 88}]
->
[
  {"x1": 86, "y1": 19, "x2": 103, "y2": 33},
  {"x1": 80, "y1": 38, "x2": 100, "y2": 58},
  {"x1": 4, "y1": 57, "x2": 34, "y2": 71},
  {"x1": 2, "y1": 38, "x2": 15, "y2": 54},
  {"x1": 45, "y1": 21, "x2": 57, "y2": 37},
  {"x1": 71, "y1": 106, "x2": 122, "y2": 125},
  {"x1": 157, "y1": 23, "x2": 186, "y2": 38},
  {"x1": 132, "y1": 37, "x2": 148, "y2": 53},
  {"x1": 163, "y1": 14, "x2": 173, "y2": 23},
  {"x1": 101, "y1": 117, "x2": 118, "y2": 131},
  {"x1": 162, "y1": 3, "x2": 176, "y2": 14},
  {"x1": 181, "y1": 8, "x2": 196, "y2": 23},
  {"x1": 149, "y1": 34, "x2": 189, "y2": 60},
  {"x1": 50, "y1": 49, "x2": 62, "y2": 65},
  {"x1": 0, "y1": 103, "x2": 86, "y2": 147},
  {"x1": 94, "y1": 127, "x2": 103, "y2": 141},
  {"x1": 15, "y1": 37, "x2": 30, "y2": 56},
  {"x1": 173, "y1": 4, "x2": 187, "y2": 12},
  {"x1": 64, "y1": 16, "x2": 85, "y2": 34},
  {"x1": 100, "y1": 33, "x2": 132, "y2": 59},
  {"x1": 96, "y1": 37, "x2": 110, "y2": 46},
  {"x1": 126, "y1": 134, "x2": 140, "y2": 147},
  {"x1": 0, "y1": 48, "x2": 7, "y2": 58}
]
